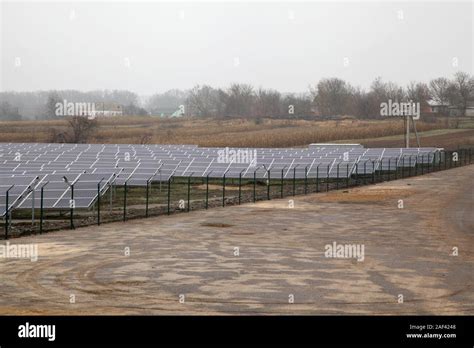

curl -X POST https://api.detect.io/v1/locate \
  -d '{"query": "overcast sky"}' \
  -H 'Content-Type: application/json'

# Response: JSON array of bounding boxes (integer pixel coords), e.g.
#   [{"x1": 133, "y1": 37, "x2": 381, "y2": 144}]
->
[{"x1": 1, "y1": 1, "x2": 472, "y2": 94}]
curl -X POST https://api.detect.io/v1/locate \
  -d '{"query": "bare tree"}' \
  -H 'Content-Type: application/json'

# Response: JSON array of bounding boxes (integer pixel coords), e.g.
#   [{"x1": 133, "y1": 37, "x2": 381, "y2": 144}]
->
[
  {"x1": 225, "y1": 83, "x2": 254, "y2": 117},
  {"x1": 429, "y1": 77, "x2": 451, "y2": 104},
  {"x1": 406, "y1": 82, "x2": 430, "y2": 106},
  {"x1": 185, "y1": 85, "x2": 219, "y2": 117},
  {"x1": 452, "y1": 71, "x2": 474, "y2": 116},
  {"x1": 312, "y1": 78, "x2": 352, "y2": 116},
  {"x1": 44, "y1": 91, "x2": 62, "y2": 119},
  {"x1": 281, "y1": 93, "x2": 313, "y2": 118},
  {"x1": 66, "y1": 116, "x2": 98, "y2": 143},
  {"x1": 254, "y1": 88, "x2": 282, "y2": 117}
]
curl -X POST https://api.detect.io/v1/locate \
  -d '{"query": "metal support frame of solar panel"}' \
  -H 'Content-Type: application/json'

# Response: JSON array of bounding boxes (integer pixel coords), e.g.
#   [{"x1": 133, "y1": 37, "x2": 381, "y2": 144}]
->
[
  {"x1": 18, "y1": 172, "x2": 115, "y2": 209},
  {"x1": 0, "y1": 175, "x2": 39, "y2": 217}
]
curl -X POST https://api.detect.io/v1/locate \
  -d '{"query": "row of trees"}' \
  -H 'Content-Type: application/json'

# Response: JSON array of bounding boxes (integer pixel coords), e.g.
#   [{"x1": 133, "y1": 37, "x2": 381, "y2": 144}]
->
[
  {"x1": 311, "y1": 71, "x2": 473, "y2": 118},
  {"x1": 184, "y1": 84, "x2": 312, "y2": 118},
  {"x1": 183, "y1": 71, "x2": 473, "y2": 119},
  {"x1": 0, "y1": 71, "x2": 473, "y2": 120}
]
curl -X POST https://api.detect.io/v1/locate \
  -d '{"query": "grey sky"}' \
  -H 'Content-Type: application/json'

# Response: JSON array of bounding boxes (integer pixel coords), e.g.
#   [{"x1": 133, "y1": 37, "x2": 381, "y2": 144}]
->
[{"x1": 1, "y1": 1, "x2": 472, "y2": 94}]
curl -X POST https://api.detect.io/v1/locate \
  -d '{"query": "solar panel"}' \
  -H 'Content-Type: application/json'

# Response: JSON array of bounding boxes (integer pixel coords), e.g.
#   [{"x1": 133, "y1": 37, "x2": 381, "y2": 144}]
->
[{"x1": 0, "y1": 142, "x2": 442, "y2": 213}]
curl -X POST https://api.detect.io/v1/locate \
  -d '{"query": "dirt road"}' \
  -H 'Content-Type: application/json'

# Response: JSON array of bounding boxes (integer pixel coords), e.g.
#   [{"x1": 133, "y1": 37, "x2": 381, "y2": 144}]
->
[{"x1": 0, "y1": 165, "x2": 472, "y2": 315}]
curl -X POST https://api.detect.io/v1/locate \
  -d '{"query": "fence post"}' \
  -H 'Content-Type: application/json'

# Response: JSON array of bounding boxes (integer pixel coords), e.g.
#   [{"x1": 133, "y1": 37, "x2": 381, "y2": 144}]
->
[
  {"x1": 267, "y1": 170, "x2": 271, "y2": 200},
  {"x1": 69, "y1": 184, "x2": 75, "y2": 229},
  {"x1": 188, "y1": 175, "x2": 191, "y2": 212},
  {"x1": 253, "y1": 171, "x2": 257, "y2": 203},
  {"x1": 123, "y1": 182, "x2": 127, "y2": 222},
  {"x1": 40, "y1": 185, "x2": 45, "y2": 234},
  {"x1": 293, "y1": 167, "x2": 297, "y2": 196},
  {"x1": 326, "y1": 165, "x2": 330, "y2": 192},
  {"x1": 316, "y1": 165, "x2": 319, "y2": 192},
  {"x1": 281, "y1": 169, "x2": 284, "y2": 198},
  {"x1": 98, "y1": 179, "x2": 103, "y2": 224},
  {"x1": 205, "y1": 175, "x2": 209, "y2": 209},
  {"x1": 379, "y1": 159, "x2": 383, "y2": 181},
  {"x1": 388, "y1": 157, "x2": 392, "y2": 181},
  {"x1": 372, "y1": 161, "x2": 375, "y2": 184},
  {"x1": 4, "y1": 186, "x2": 13, "y2": 239},
  {"x1": 167, "y1": 177, "x2": 171, "y2": 215},
  {"x1": 401, "y1": 156, "x2": 405, "y2": 178},
  {"x1": 354, "y1": 163, "x2": 359, "y2": 185},
  {"x1": 222, "y1": 174, "x2": 226, "y2": 207},
  {"x1": 364, "y1": 161, "x2": 367, "y2": 185},
  {"x1": 346, "y1": 163, "x2": 349, "y2": 188},
  {"x1": 395, "y1": 158, "x2": 398, "y2": 180},
  {"x1": 304, "y1": 167, "x2": 308, "y2": 194},
  {"x1": 239, "y1": 172, "x2": 242, "y2": 205}
]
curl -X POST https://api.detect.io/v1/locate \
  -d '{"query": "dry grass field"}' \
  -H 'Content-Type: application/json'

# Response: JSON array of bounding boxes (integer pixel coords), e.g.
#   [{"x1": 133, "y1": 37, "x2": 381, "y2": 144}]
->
[
  {"x1": 0, "y1": 117, "x2": 463, "y2": 147},
  {"x1": 1, "y1": 116, "x2": 473, "y2": 149}
]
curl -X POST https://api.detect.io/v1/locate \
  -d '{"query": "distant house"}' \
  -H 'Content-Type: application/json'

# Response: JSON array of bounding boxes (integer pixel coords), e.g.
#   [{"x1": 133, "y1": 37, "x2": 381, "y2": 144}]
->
[
  {"x1": 426, "y1": 100, "x2": 450, "y2": 115},
  {"x1": 448, "y1": 101, "x2": 474, "y2": 117},
  {"x1": 89, "y1": 103, "x2": 123, "y2": 117},
  {"x1": 426, "y1": 100, "x2": 474, "y2": 117},
  {"x1": 465, "y1": 101, "x2": 474, "y2": 117}
]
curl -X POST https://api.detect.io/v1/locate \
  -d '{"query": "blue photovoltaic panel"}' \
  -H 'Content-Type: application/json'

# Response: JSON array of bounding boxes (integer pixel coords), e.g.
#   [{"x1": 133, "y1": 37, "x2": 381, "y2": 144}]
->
[{"x1": 0, "y1": 143, "x2": 442, "y2": 212}]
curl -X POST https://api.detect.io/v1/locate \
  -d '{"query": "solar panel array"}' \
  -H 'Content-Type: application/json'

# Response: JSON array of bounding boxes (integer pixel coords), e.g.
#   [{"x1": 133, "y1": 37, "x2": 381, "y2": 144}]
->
[{"x1": 0, "y1": 143, "x2": 441, "y2": 214}]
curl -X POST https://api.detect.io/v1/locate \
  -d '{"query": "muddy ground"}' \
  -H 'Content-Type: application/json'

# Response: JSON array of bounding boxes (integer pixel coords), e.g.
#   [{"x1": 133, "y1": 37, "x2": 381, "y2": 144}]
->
[{"x1": 0, "y1": 165, "x2": 472, "y2": 315}]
